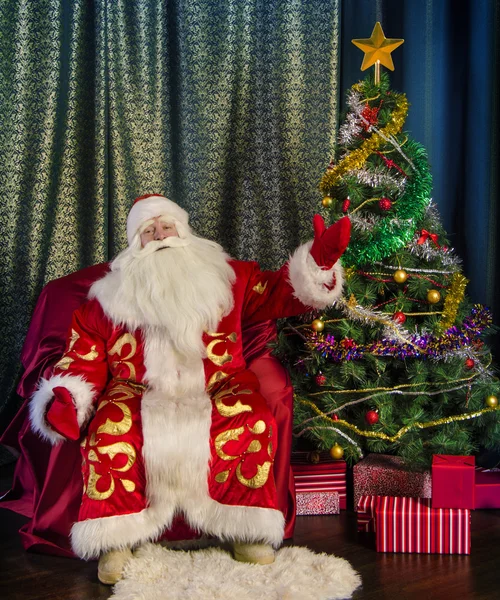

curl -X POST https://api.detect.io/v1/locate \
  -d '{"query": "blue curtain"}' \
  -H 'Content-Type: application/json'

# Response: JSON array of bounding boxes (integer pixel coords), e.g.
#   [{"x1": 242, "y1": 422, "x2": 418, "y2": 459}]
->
[{"x1": 340, "y1": 0, "x2": 500, "y2": 350}]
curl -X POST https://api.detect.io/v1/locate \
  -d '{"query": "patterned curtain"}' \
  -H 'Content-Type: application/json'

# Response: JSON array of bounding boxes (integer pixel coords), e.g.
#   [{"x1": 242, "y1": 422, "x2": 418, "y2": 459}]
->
[{"x1": 0, "y1": 0, "x2": 341, "y2": 427}]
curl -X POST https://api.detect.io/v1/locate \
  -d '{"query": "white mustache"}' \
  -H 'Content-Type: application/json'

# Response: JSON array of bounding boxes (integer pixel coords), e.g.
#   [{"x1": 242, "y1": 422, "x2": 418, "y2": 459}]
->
[{"x1": 139, "y1": 236, "x2": 192, "y2": 257}]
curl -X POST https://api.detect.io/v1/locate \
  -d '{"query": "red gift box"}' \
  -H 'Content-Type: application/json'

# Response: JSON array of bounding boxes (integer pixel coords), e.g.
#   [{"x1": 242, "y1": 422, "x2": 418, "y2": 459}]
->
[
  {"x1": 296, "y1": 491, "x2": 340, "y2": 515},
  {"x1": 475, "y1": 467, "x2": 500, "y2": 509},
  {"x1": 357, "y1": 495, "x2": 471, "y2": 554},
  {"x1": 292, "y1": 455, "x2": 346, "y2": 509},
  {"x1": 432, "y1": 455, "x2": 475, "y2": 509},
  {"x1": 353, "y1": 454, "x2": 431, "y2": 510}
]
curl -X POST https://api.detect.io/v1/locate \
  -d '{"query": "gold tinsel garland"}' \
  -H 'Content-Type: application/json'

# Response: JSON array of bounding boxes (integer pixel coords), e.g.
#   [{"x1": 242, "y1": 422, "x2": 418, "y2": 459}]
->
[
  {"x1": 438, "y1": 272, "x2": 469, "y2": 332},
  {"x1": 320, "y1": 92, "x2": 409, "y2": 192},
  {"x1": 297, "y1": 396, "x2": 500, "y2": 443}
]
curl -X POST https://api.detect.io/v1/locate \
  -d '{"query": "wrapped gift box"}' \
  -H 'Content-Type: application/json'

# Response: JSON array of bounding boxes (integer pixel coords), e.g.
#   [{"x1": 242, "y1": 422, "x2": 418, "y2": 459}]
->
[
  {"x1": 353, "y1": 454, "x2": 431, "y2": 510},
  {"x1": 296, "y1": 491, "x2": 340, "y2": 515},
  {"x1": 357, "y1": 495, "x2": 471, "y2": 554},
  {"x1": 292, "y1": 452, "x2": 346, "y2": 509},
  {"x1": 432, "y1": 455, "x2": 475, "y2": 509},
  {"x1": 475, "y1": 467, "x2": 500, "y2": 509}
]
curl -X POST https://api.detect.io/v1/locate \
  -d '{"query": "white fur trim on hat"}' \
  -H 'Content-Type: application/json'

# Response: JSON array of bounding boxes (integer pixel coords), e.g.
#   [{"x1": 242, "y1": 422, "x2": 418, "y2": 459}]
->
[{"x1": 127, "y1": 196, "x2": 189, "y2": 245}]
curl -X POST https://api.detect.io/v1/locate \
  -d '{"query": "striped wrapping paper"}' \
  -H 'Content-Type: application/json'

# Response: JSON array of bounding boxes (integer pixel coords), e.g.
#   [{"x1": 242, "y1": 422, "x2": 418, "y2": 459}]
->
[
  {"x1": 357, "y1": 495, "x2": 471, "y2": 554},
  {"x1": 292, "y1": 461, "x2": 347, "y2": 509}
]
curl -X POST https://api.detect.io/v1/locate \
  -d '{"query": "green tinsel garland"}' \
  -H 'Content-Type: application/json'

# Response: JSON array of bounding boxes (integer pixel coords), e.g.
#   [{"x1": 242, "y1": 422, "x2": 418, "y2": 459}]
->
[{"x1": 341, "y1": 141, "x2": 433, "y2": 268}]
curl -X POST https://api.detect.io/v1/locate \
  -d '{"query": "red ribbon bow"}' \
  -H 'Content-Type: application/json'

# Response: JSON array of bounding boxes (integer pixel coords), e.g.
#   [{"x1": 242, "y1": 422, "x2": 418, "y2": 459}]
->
[{"x1": 417, "y1": 229, "x2": 440, "y2": 247}]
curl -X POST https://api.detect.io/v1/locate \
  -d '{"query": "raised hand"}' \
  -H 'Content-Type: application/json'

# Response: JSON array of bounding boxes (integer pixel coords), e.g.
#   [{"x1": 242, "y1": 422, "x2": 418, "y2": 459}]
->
[{"x1": 310, "y1": 214, "x2": 351, "y2": 269}]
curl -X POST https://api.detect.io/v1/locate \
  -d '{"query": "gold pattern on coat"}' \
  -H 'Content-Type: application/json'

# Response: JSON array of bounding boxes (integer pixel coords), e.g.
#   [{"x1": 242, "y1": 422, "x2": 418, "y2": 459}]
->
[
  {"x1": 206, "y1": 339, "x2": 233, "y2": 366},
  {"x1": 252, "y1": 281, "x2": 268, "y2": 295},
  {"x1": 207, "y1": 371, "x2": 229, "y2": 391},
  {"x1": 214, "y1": 470, "x2": 230, "y2": 483},
  {"x1": 96, "y1": 402, "x2": 133, "y2": 436},
  {"x1": 268, "y1": 442, "x2": 273, "y2": 457},
  {"x1": 84, "y1": 434, "x2": 137, "y2": 501},
  {"x1": 74, "y1": 345, "x2": 99, "y2": 361},
  {"x1": 109, "y1": 333, "x2": 137, "y2": 381},
  {"x1": 97, "y1": 442, "x2": 136, "y2": 472},
  {"x1": 236, "y1": 461, "x2": 272, "y2": 489},
  {"x1": 56, "y1": 330, "x2": 99, "y2": 369},
  {"x1": 215, "y1": 427, "x2": 244, "y2": 460},
  {"x1": 248, "y1": 420, "x2": 266, "y2": 435},
  {"x1": 121, "y1": 479, "x2": 136, "y2": 492},
  {"x1": 213, "y1": 385, "x2": 253, "y2": 417},
  {"x1": 54, "y1": 356, "x2": 74, "y2": 370},
  {"x1": 247, "y1": 440, "x2": 262, "y2": 453},
  {"x1": 68, "y1": 329, "x2": 80, "y2": 352},
  {"x1": 87, "y1": 464, "x2": 116, "y2": 500}
]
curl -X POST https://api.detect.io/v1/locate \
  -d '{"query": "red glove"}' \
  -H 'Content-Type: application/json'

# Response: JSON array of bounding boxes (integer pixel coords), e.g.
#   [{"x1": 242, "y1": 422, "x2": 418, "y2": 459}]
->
[
  {"x1": 310, "y1": 215, "x2": 351, "y2": 269},
  {"x1": 45, "y1": 386, "x2": 80, "y2": 441}
]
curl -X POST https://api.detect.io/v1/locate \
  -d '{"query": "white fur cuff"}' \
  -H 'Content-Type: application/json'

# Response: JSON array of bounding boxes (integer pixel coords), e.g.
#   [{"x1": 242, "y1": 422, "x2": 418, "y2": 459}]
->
[
  {"x1": 288, "y1": 241, "x2": 345, "y2": 309},
  {"x1": 29, "y1": 373, "x2": 97, "y2": 444}
]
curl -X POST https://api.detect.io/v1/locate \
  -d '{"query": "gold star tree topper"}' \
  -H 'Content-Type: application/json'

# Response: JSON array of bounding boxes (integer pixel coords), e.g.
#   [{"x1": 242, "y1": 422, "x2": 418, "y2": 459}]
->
[{"x1": 352, "y1": 22, "x2": 404, "y2": 82}]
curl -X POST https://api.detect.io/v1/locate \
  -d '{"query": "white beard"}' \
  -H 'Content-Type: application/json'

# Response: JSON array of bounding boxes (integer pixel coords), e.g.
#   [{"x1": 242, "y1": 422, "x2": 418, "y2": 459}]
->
[{"x1": 90, "y1": 234, "x2": 236, "y2": 360}]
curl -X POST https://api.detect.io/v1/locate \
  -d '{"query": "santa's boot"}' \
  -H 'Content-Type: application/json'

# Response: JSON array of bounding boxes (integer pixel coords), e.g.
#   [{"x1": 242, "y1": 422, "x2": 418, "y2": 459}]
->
[
  {"x1": 232, "y1": 542, "x2": 275, "y2": 565},
  {"x1": 97, "y1": 547, "x2": 133, "y2": 585}
]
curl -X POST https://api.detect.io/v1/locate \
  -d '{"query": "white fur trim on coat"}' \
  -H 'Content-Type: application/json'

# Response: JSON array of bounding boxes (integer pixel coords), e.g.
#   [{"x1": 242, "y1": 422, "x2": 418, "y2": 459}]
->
[
  {"x1": 29, "y1": 373, "x2": 97, "y2": 444},
  {"x1": 70, "y1": 330, "x2": 285, "y2": 559},
  {"x1": 288, "y1": 241, "x2": 345, "y2": 309}
]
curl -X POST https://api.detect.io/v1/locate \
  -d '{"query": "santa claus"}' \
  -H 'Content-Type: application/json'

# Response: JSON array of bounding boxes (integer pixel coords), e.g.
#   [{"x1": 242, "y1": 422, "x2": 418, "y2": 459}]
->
[{"x1": 29, "y1": 194, "x2": 350, "y2": 584}]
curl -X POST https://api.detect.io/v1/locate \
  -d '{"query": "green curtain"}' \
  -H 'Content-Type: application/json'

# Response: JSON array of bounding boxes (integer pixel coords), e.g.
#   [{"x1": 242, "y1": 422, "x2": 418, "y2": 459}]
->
[{"x1": 0, "y1": 0, "x2": 341, "y2": 428}]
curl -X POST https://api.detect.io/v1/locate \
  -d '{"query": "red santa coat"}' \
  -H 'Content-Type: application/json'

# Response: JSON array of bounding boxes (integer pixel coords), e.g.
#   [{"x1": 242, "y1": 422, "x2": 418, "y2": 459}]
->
[{"x1": 30, "y1": 245, "x2": 343, "y2": 559}]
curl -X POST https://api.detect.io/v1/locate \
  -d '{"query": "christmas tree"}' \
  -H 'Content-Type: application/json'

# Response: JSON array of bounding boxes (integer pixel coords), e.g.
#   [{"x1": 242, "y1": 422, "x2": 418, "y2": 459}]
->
[{"x1": 276, "y1": 24, "x2": 500, "y2": 469}]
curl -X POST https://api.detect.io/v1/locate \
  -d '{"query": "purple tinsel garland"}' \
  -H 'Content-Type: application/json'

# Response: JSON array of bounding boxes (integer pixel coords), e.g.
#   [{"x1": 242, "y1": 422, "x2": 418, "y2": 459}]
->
[{"x1": 311, "y1": 305, "x2": 492, "y2": 362}]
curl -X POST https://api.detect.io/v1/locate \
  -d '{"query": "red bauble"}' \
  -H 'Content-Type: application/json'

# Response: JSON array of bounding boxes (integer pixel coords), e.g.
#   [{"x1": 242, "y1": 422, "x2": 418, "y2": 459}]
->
[
  {"x1": 332, "y1": 413, "x2": 339, "y2": 421},
  {"x1": 365, "y1": 410, "x2": 379, "y2": 425},
  {"x1": 392, "y1": 311, "x2": 406, "y2": 324},
  {"x1": 342, "y1": 199, "x2": 351, "y2": 213},
  {"x1": 465, "y1": 358, "x2": 475, "y2": 370},
  {"x1": 315, "y1": 373, "x2": 327, "y2": 386},
  {"x1": 378, "y1": 197, "x2": 392, "y2": 211}
]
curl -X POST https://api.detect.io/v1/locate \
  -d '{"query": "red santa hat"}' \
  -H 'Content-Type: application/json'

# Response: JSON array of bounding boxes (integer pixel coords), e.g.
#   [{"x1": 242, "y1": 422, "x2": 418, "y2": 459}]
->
[{"x1": 126, "y1": 194, "x2": 189, "y2": 245}]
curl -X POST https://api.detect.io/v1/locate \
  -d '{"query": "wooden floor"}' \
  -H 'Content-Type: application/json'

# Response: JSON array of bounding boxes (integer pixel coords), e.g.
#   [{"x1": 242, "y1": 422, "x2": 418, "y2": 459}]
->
[{"x1": 1, "y1": 462, "x2": 500, "y2": 600}]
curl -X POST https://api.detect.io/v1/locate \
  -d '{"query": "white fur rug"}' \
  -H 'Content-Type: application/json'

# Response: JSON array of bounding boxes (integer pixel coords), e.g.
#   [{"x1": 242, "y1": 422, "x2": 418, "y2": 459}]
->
[{"x1": 110, "y1": 543, "x2": 361, "y2": 600}]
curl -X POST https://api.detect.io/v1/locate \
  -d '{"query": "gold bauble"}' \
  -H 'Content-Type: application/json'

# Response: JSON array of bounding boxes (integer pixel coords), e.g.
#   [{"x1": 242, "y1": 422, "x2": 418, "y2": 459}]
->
[
  {"x1": 311, "y1": 319, "x2": 325, "y2": 332},
  {"x1": 322, "y1": 196, "x2": 333, "y2": 208},
  {"x1": 427, "y1": 289, "x2": 441, "y2": 304},
  {"x1": 330, "y1": 443, "x2": 344, "y2": 460},
  {"x1": 393, "y1": 269, "x2": 408, "y2": 284},
  {"x1": 485, "y1": 395, "x2": 498, "y2": 408}
]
